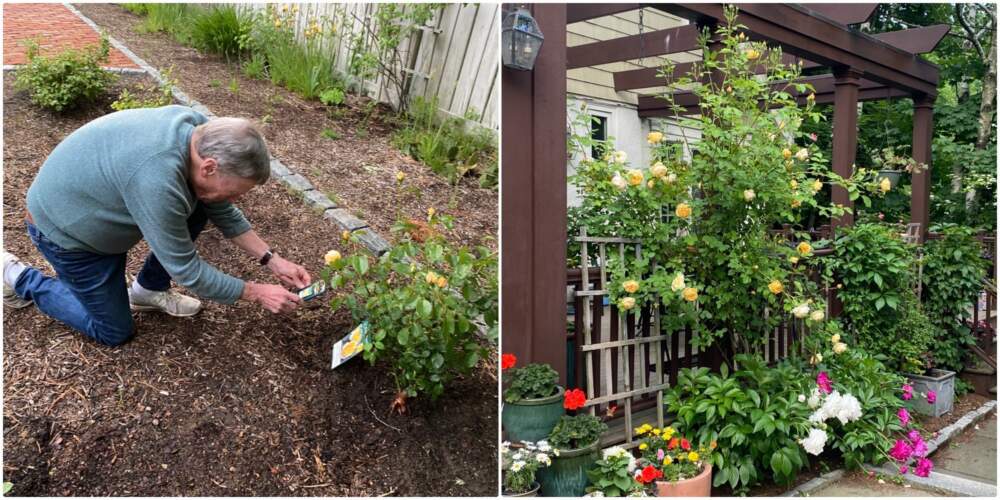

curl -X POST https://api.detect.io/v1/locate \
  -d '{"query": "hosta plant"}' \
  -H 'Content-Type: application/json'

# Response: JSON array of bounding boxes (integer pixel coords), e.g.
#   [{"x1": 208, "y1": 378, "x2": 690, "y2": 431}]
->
[{"x1": 326, "y1": 217, "x2": 498, "y2": 413}]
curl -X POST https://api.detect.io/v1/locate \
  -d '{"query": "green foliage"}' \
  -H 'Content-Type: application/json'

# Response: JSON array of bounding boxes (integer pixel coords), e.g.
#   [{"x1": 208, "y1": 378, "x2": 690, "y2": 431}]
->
[
  {"x1": 241, "y1": 6, "x2": 339, "y2": 100},
  {"x1": 321, "y1": 128, "x2": 340, "y2": 141},
  {"x1": 319, "y1": 87, "x2": 346, "y2": 107},
  {"x1": 503, "y1": 363, "x2": 559, "y2": 403},
  {"x1": 14, "y1": 37, "x2": 116, "y2": 112},
  {"x1": 326, "y1": 220, "x2": 497, "y2": 400},
  {"x1": 827, "y1": 223, "x2": 933, "y2": 373},
  {"x1": 921, "y1": 225, "x2": 989, "y2": 371},
  {"x1": 392, "y1": 97, "x2": 498, "y2": 188},
  {"x1": 110, "y1": 67, "x2": 176, "y2": 111},
  {"x1": 138, "y1": 3, "x2": 195, "y2": 44},
  {"x1": 241, "y1": 52, "x2": 267, "y2": 80},
  {"x1": 665, "y1": 357, "x2": 813, "y2": 493},
  {"x1": 121, "y1": 3, "x2": 148, "y2": 15},
  {"x1": 548, "y1": 414, "x2": 607, "y2": 451},
  {"x1": 502, "y1": 441, "x2": 552, "y2": 494},
  {"x1": 586, "y1": 448, "x2": 642, "y2": 496},
  {"x1": 189, "y1": 5, "x2": 250, "y2": 59}
]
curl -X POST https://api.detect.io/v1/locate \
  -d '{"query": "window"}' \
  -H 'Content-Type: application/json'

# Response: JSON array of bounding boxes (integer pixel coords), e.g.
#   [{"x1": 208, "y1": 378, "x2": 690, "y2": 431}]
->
[{"x1": 590, "y1": 115, "x2": 608, "y2": 159}]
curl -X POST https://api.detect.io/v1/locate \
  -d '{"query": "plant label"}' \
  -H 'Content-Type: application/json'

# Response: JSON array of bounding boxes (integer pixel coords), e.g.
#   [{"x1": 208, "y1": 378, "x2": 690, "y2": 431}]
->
[{"x1": 330, "y1": 321, "x2": 369, "y2": 369}]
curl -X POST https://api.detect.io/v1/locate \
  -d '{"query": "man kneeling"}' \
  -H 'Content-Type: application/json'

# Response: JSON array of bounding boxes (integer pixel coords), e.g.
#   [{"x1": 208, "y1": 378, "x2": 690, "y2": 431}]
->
[{"x1": 3, "y1": 105, "x2": 310, "y2": 346}]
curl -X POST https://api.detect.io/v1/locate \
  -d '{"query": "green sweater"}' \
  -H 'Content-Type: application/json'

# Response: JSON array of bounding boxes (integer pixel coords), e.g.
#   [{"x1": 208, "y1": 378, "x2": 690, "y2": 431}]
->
[{"x1": 26, "y1": 105, "x2": 250, "y2": 304}]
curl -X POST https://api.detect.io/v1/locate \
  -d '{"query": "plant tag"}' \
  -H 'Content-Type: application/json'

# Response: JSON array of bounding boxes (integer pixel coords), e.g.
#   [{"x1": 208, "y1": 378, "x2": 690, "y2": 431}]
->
[{"x1": 331, "y1": 321, "x2": 369, "y2": 369}]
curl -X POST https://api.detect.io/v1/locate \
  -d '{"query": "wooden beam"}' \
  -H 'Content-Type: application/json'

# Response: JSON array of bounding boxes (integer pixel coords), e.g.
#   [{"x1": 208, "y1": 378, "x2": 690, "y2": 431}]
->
[
  {"x1": 567, "y1": 3, "x2": 639, "y2": 24},
  {"x1": 831, "y1": 68, "x2": 862, "y2": 228},
  {"x1": 873, "y1": 24, "x2": 951, "y2": 55},
  {"x1": 803, "y1": 4, "x2": 877, "y2": 25},
  {"x1": 613, "y1": 53, "x2": 815, "y2": 91},
  {"x1": 651, "y1": 4, "x2": 939, "y2": 95},
  {"x1": 567, "y1": 25, "x2": 700, "y2": 69},
  {"x1": 911, "y1": 95, "x2": 934, "y2": 243}
]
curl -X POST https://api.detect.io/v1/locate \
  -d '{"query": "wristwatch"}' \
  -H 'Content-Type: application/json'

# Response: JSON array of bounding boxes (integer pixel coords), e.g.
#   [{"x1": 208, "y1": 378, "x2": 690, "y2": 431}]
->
[{"x1": 259, "y1": 249, "x2": 273, "y2": 266}]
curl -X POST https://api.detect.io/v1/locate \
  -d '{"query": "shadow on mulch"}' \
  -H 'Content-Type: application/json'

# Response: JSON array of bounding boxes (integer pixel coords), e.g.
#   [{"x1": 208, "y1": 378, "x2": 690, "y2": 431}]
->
[{"x1": 3, "y1": 74, "x2": 497, "y2": 496}]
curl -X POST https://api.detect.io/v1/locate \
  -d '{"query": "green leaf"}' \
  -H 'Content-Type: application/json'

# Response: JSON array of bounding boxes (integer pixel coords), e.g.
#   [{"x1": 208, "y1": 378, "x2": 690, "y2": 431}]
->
[{"x1": 417, "y1": 299, "x2": 432, "y2": 318}]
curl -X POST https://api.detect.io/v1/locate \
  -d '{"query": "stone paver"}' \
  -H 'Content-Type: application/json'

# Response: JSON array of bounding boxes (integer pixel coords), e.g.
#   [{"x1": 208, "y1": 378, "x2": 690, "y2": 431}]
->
[
  {"x1": 933, "y1": 412, "x2": 996, "y2": 484},
  {"x1": 3, "y1": 4, "x2": 139, "y2": 68}
]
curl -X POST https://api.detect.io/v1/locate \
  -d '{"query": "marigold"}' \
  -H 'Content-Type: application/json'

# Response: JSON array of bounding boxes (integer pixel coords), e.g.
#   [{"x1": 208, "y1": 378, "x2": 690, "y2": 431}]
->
[
  {"x1": 639, "y1": 443, "x2": 648, "y2": 450},
  {"x1": 627, "y1": 169, "x2": 644, "y2": 186},
  {"x1": 682, "y1": 287, "x2": 698, "y2": 302},
  {"x1": 675, "y1": 203, "x2": 692, "y2": 218},
  {"x1": 797, "y1": 241, "x2": 813, "y2": 256},
  {"x1": 768, "y1": 280, "x2": 784, "y2": 295},
  {"x1": 324, "y1": 250, "x2": 342, "y2": 266},
  {"x1": 623, "y1": 280, "x2": 640, "y2": 294}
]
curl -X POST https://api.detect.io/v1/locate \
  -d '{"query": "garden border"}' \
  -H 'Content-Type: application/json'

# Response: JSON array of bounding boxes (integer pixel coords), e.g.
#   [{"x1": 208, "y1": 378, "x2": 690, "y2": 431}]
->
[{"x1": 60, "y1": 3, "x2": 392, "y2": 256}]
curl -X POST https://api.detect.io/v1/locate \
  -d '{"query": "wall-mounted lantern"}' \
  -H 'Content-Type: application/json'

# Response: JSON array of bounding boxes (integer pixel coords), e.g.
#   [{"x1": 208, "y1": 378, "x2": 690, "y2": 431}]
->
[{"x1": 501, "y1": 7, "x2": 544, "y2": 71}]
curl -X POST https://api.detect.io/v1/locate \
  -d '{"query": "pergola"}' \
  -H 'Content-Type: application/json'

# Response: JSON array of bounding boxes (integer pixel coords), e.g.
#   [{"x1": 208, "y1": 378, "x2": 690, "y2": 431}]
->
[{"x1": 501, "y1": 3, "x2": 947, "y2": 382}]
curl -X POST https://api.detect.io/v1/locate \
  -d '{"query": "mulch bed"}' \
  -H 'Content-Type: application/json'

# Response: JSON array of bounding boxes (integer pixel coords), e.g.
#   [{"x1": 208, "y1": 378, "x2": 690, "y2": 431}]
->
[
  {"x1": 917, "y1": 392, "x2": 992, "y2": 434},
  {"x1": 3, "y1": 72, "x2": 497, "y2": 496},
  {"x1": 73, "y1": 3, "x2": 498, "y2": 251}
]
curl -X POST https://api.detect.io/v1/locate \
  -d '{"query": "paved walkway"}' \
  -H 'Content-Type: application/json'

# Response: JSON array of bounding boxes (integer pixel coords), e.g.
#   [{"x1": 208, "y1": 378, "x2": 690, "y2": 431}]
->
[
  {"x1": 3, "y1": 3, "x2": 139, "y2": 68},
  {"x1": 933, "y1": 412, "x2": 996, "y2": 484}
]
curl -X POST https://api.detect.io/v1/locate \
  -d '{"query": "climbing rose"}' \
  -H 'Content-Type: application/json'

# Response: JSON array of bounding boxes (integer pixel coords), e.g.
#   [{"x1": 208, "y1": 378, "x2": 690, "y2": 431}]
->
[
  {"x1": 650, "y1": 162, "x2": 668, "y2": 178},
  {"x1": 816, "y1": 372, "x2": 833, "y2": 394},
  {"x1": 795, "y1": 148, "x2": 810, "y2": 161},
  {"x1": 612, "y1": 151, "x2": 628, "y2": 164},
  {"x1": 792, "y1": 304, "x2": 810, "y2": 318},
  {"x1": 671, "y1": 273, "x2": 686, "y2": 292},
  {"x1": 619, "y1": 297, "x2": 636, "y2": 310},
  {"x1": 768, "y1": 280, "x2": 784, "y2": 295},
  {"x1": 914, "y1": 458, "x2": 933, "y2": 477},
  {"x1": 501, "y1": 354, "x2": 517, "y2": 370},
  {"x1": 647, "y1": 131, "x2": 664, "y2": 144},
  {"x1": 675, "y1": 203, "x2": 692, "y2": 218},
  {"x1": 797, "y1": 241, "x2": 813, "y2": 256},
  {"x1": 743, "y1": 189, "x2": 756, "y2": 202},
  {"x1": 622, "y1": 280, "x2": 640, "y2": 294},
  {"x1": 833, "y1": 342, "x2": 848, "y2": 354},
  {"x1": 564, "y1": 388, "x2": 586, "y2": 410},
  {"x1": 926, "y1": 390, "x2": 937, "y2": 404},
  {"x1": 897, "y1": 407, "x2": 910, "y2": 427},
  {"x1": 682, "y1": 287, "x2": 698, "y2": 302},
  {"x1": 902, "y1": 384, "x2": 913, "y2": 400},
  {"x1": 880, "y1": 177, "x2": 892, "y2": 193},
  {"x1": 782, "y1": 148, "x2": 792, "y2": 160},
  {"x1": 889, "y1": 439, "x2": 913, "y2": 462},
  {"x1": 627, "y1": 169, "x2": 644, "y2": 186}
]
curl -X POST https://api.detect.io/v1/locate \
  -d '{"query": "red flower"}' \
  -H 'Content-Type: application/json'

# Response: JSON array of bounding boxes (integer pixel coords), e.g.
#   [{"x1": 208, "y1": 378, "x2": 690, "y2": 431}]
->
[
  {"x1": 680, "y1": 438, "x2": 691, "y2": 451},
  {"x1": 501, "y1": 353, "x2": 517, "y2": 370},
  {"x1": 637, "y1": 465, "x2": 663, "y2": 484},
  {"x1": 564, "y1": 388, "x2": 587, "y2": 410},
  {"x1": 668, "y1": 437, "x2": 679, "y2": 450}
]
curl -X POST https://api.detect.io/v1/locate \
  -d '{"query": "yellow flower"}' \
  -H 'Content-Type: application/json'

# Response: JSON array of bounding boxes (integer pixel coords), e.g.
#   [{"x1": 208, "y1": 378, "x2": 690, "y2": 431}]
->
[
  {"x1": 635, "y1": 426, "x2": 648, "y2": 436},
  {"x1": 341, "y1": 230, "x2": 351, "y2": 242},
  {"x1": 612, "y1": 150, "x2": 628, "y2": 164},
  {"x1": 639, "y1": 443, "x2": 648, "y2": 451},
  {"x1": 790, "y1": 180, "x2": 799, "y2": 189},
  {"x1": 682, "y1": 287, "x2": 698, "y2": 302},
  {"x1": 743, "y1": 189, "x2": 756, "y2": 202},
  {"x1": 611, "y1": 174, "x2": 627, "y2": 191},
  {"x1": 274, "y1": 19, "x2": 282, "y2": 28},
  {"x1": 324, "y1": 250, "x2": 342, "y2": 265},
  {"x1": 807, "y1": 92, "x2": 815, "y2": 102},
  {"x1": 428, "y1": 207, "x2": 436, "y2": 218},
  {"x1": 425, "y1": 271, "x2": 438, "y2": 284},
  {"x1": 671, "y1": 273, "x2": 686, "y2": 292},
  {"x1": 620, "y1": 297, "x2": 636, "y2": 310},
  {"x1": 795, "y1": 148, "x2": 810, "y2": 161},
  {"x1": 688, "y1": 452, "x2": 700, "y2": 462},
  {"x1": 652, "y1": 428, "x2": 661, "y2": 436},
  {"x1": 782, "y1": 148, "x2": 792, "y2": 160},
  {"x1": 789, "y1": 256, "x2": 800, "y2": 264},
  {"x1": 650, "y1": 162, "x2": 668, "y2": 178},
  {"x1": 797, "y1": 242, "x2": 812, "y2": 256},
  {"x1": 745, "y1": 49, "x2": 760, "y2": 60},
  {"x1": 663, "y1": 456, "x2": 673, "y2": 465},
  {"x1": 811, "y1": 180, "x2": 823, "y2": 192},
  {"x1": 664, "y1": 173, "x2": 678, "y2": 184},
  {"x1": 833, "y1": 342, "x2": 848, "y2": 354},
  {"x1": 768, "y1": 280, "x2": 784, "y2": 295},
  {"x1": 627, "y1": 169, "x2": 644, "y2": 186},
  {"x1": 831, "y1": 333, "x2": 840, "y2": 344},
  {"x1": 623, "y1": 280, "x2": 640, "y2": 294},
  {"x1": 436, "y1": 276, "x2": 448, "y2": 288},
  {"x1": 647, "y1": 179, "x2": 655, "y2": 189},
  {"x1": 675, "y1": 203, "x2": 692, "y2": 218},
  {"x1": 880, "y1": 177, "x2": 891, "y2": 193},
  {"x1": 396, "y1": 171, "x2": 405, "y2": 183},
  {"x1": 810, "y1": 353, "x2": 824, "y2": 364},
  {"x1": 647, "y1": 131, "x2": 664, "y2": 144},
  {"x1": 811, "y1": 310, "x2": 825, "y2": 322}
]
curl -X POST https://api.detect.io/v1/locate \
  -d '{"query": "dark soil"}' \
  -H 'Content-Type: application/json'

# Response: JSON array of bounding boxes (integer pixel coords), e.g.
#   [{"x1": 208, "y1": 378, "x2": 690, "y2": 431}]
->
[
  {"x1": 3, "y1": 72, "x2": 497, "y2": 496},
  {"x1": 73, "y1": 3, "x2": 498, "y2": 251}
]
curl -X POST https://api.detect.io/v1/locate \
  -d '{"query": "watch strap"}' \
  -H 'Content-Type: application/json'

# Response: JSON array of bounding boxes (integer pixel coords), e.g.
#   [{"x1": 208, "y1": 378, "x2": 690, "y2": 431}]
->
[{"x1": 259, "y1": 249, "x2": 273, "y2": 266}]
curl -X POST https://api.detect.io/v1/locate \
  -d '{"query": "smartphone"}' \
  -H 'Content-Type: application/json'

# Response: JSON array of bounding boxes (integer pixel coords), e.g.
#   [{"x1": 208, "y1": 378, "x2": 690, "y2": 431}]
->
[{"x1": 297, "y1": 280, "x2": 327, "y2": 301}]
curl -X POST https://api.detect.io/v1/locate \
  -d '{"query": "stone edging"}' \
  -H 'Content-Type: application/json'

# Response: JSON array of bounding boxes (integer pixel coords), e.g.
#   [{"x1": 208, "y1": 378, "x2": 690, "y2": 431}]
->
[
  {"x1": 62, "y1": 3, "x2": 391, "y2": 256},
  {"x1": 781, "y1": 399, "x2": 997, "y2": 497}
]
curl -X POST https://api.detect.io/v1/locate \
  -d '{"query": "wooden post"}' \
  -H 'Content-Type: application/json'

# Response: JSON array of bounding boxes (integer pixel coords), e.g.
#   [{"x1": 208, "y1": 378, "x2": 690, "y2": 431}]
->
[
  {"x1": 500, "y1": 4, "x2": 568, "y2": 385},
  {"x1": 911, "y1": 95, "x2": 934, "y2": 243},
  {"x1": 830, "y1": 67, "x2": 863, "y2": 228}
]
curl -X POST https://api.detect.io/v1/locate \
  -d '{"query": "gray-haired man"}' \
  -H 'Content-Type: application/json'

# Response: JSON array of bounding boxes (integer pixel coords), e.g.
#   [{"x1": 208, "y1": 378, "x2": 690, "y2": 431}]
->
[{"x1": 3, "y1": 105, "x2": 310, "y2": 346}]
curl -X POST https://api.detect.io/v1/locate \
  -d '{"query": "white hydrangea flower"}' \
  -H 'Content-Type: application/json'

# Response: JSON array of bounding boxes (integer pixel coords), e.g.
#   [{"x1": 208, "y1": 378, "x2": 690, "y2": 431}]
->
[{"x1": 799, "y1": 428, "x2": 827, "y2": 455}]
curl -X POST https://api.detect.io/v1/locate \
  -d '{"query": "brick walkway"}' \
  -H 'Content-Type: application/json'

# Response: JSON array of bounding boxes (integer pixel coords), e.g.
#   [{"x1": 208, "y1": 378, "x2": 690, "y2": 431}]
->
[{"x1": 3, "y1": 3, "x2": 139, "y2": 68}]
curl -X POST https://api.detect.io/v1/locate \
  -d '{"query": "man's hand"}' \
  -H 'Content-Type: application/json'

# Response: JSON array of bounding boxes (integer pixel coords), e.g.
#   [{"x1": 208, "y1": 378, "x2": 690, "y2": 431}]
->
[
  {"x1": 267, "y1": 255, "x2": 311, "y2": 289},
  {"x1": 242, "y1": 282, "x2": 302, "y2": 313}
]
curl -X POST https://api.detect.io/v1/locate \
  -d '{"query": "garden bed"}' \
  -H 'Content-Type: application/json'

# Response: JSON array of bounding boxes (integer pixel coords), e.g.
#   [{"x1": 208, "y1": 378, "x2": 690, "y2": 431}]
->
[
  {"x1": 73, "y1": 3, "x2": 497, "y2": 251},
  {"x1": 2, "y1": 73, "x2": 497, "y2": 496}
]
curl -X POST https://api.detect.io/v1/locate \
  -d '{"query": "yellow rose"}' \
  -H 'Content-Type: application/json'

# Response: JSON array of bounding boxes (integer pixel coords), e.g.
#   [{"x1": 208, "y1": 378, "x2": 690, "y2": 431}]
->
[
  {"x1": 664, "y1": 173, "x2": 678, "y2": 184},
  {"x1": 790, "y1": 180, "x2": 799, "y2": 189},
  {"x1": 795, "y1": 148, "x2": 810, "y2": 161},
  {"x1": 782, "y1": 148, "x2": 792, "y2": 160},
  {"x1": 811, "y1": 180, "x2": 823, "y2": 192},
  {"x1": 879, "y1": 177, "x2": 891, "y2": 193},
  {"x1": 682, "y1": 287, "x2": 698, "y2": 302},
  {"x1": 811, "y1": 310, "x2": 825, "y2": 322},
  {"x1": 647, "y1": 179, "x2": 655, "y2": 189},
  {"x1": 768, "y1": 280, "x2": 784, "y2": 295},
  {"x1": 789, "y1": 256, "x2": 800, "y2": 264},
  {"x1": 274, "y1": 19, "x2": 282, "y2": 28},
  {"x1": 425, "y1": 271, "x2": 438, "y2": 284},
  {"x1": 324, "y1": 250, "x2": 342, "y2": 266},
  {"x1": 620, "y1": 297, "x2": 636, "y2": 310},
  {"x1": 831, "y1": 333, "x2": 841, "y2": 344},
  {"x1": 745, "y1": 49, "x2": 760, "y2": 60},
  {"x1": 671, "y1": 273, "x2": 686, "y2": 292},
  {"x1": 675, "y1": 203, "x2": 692, "y2": 218},
  {"x1": 436, "y1": 276, "x2": 448, "y2": 288},
  {"x1": 627, "y1": 169, "x2": 644, "y2": 186},
  {"x1": 611, "y1": 174, "x2": 627, "y2": 191},
  {"x1": 612, "y1": 150, "x2": 628, "y2": 164},
  {"x1": 833, "y1": 342, "x2": 848, "y2": 354},
  {"x1": 647, "y1": 131, "x2": 664, "y2": 144},
  {"x1": 623, "y1": 280, "x2": 640, "y2": 294},
  {"x1": 797, "y1": 242, "x2": 812, "y2": 256},
  {"x1": 688, "y1": 451, "x2": 700, "y2": 462},
  {"x1": 342, "y1": 230, "x2": 351, "y2": 242},
  {"x1": 743, "y1": 189, "x2": 756, "y2": 202},
  {"x1": 650, "y1": 162, "x2": 668, "y2": 178},
  {"x1": 639, "y1": 443, "x2": 648, "y2": 451},
  {"x1": 396, "y1": 171, "x2": 405, "y2": 183}
]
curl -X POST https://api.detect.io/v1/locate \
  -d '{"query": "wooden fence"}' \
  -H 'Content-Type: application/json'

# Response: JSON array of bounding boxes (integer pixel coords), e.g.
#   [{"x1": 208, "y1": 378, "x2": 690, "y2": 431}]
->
[{"x1": 239, "y1": 3, "x2": 498, "y2": 130}]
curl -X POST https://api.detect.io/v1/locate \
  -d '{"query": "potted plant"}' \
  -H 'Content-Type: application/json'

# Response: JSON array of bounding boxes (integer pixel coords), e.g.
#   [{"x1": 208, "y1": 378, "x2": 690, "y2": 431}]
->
[
  {"x1": 502, "y1": 440, "x2": 553, "y2": 497},
  {"x1": 586, "y1": 446, "x2": 643, "y2": 497},
  {"x1": 502, "y1": 360, "x2": 565, "y2": 442},
  {"x1": 634, "y1": 424, "x2": 715, "y2": 497},
  {"x1": 869, "y1": 146, "x2": 927, "y2": 190},
  {"x1": 901, "y1": 374, "x2": 954, "y2": 418},
  {"x1": 538, "y1": 391, "x2": 608, "y2": 497}
]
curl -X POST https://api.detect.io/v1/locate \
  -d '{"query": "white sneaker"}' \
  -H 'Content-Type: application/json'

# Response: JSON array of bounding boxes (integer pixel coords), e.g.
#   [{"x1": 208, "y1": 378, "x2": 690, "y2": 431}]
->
[
  {"x1": 128, "y1": 281, "x2": 202, "y2": 317},
  {"x1": 2, "y1": 251, "x2": 33, "y2": 309}
]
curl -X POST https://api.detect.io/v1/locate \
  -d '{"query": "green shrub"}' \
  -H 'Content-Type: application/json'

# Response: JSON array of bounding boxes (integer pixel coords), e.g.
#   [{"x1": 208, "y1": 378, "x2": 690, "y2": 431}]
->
[
  {"x1": 242, "y1": 52, "x2": 267, "y2": 80},
  {"x1": 14, "y1": 37, "x2": 117, "y2": 112},
  {"x1": 548, "y1": 414, "x2": 607, "y2": 450},
  {"x1": 320, "y1": 87, "x2": 346, "y2": 107},
  {"x1": 189, "y1": 5, "x2": 250, "y2": 59},
  {"x1": 243, "y1": 6, "x2": 339, "y2": 100},
  {"x1": 110, "y1": 67, "x2": 176, "y2": 111},
  {"x1": 921, "y1": 225, "x2": 989, "y2": 371},
  {"x1": 503, "y1": 363, "x2": 559, "y2": 403}
]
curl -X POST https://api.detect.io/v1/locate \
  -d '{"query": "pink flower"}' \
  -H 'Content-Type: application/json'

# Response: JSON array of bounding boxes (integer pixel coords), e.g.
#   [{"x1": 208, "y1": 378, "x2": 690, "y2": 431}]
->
[
  {"x1": 902, "y1": 384, "x2": 913, "y2": 400},
  {"x1": 926, "y1": 390, "x2": 936, "y2": 404},
  {"x1": 817, "y1": 371, "x2": 833, "y2": 394},
  {"x1": 897, "y1": 407, "x2": 910, "y2": 427},
  {"x1": 889, "y1": 439, "x2": 913, "y2": 462},
  {"x1": 878, "y1": 213, "x2": 885, "y2": 220},
  {"x1": 912, "y1": 438, "x2": 928, "y2": 458},
  {"x1": 900, "y1": 466, "x2": 908, "y2": 474},
  {"x1": 907, "y1": 430, "x2": 921, "y2": 442},
  {"x1": 809, "y1": 133, "x2": 818, "y2": 142},
  {"x1": 914, "y1": 458, "x2": 933, "y2": 477},
  {"x1": 657, "y1": 448, "x2": 665, "y2": 461}
]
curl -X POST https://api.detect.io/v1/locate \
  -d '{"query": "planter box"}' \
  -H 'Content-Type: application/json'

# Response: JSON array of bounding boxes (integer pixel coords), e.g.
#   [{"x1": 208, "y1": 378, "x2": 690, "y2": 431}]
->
[
  {"x1": 502, "y1": 386, "x2": 565, "y2": 443},
  {"x1": 902, "y1": 369, "x2": 956, "y2": 417}
]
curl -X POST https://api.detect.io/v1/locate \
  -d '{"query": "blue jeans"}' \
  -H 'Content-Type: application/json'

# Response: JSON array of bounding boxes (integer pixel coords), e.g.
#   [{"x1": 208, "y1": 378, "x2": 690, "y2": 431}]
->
[{"x1": 15, "y1": 206, "x2": 208, "y2": 346}]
